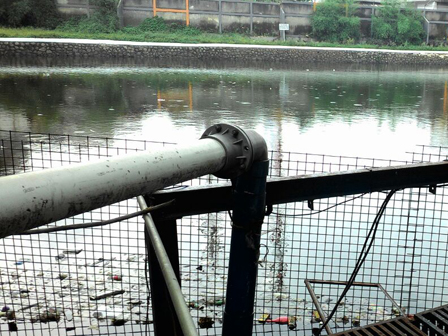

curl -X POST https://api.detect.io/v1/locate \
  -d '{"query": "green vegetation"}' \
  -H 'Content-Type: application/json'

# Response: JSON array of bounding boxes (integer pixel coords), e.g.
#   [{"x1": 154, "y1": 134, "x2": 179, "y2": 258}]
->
[
  {"x1": 371, "y1": 0, "x2": 425, "y2": 45},
  {"x1": 311, "y1": 0, "x2": 360, "y2": 43},
  {"x1": 3, "y1": 25, "x2": 448, "y2": 51},
  {"x1": 0, "y1": 0, "x2": 439, "y2": 50},
  {"x1": 0, "y1": 0, "x2": 61, "y2": 28},
  {"x1": 58, "y1": 0, "x2": 119, "y2": 34}
]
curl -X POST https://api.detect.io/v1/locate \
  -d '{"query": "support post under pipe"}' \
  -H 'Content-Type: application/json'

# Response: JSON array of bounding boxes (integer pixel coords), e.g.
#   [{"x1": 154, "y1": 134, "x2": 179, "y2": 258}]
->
[{"x1": 222, "y1": 160, "x2": 269, "y2": 335}]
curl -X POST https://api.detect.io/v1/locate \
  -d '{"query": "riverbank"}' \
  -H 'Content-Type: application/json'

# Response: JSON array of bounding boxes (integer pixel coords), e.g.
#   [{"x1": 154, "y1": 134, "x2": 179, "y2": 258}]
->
[{"x1": 2, "y1": 38, "x2": 448, "y2": 65}]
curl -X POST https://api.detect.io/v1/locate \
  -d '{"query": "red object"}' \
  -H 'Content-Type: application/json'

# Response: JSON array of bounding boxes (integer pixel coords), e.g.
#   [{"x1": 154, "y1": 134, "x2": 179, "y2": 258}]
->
[
  {"x1": 265, "y1": 316, "x2": 288, "y2": 324},
  {"x1": 112, "y1": 275, "x2": 122, "y2": 281}
]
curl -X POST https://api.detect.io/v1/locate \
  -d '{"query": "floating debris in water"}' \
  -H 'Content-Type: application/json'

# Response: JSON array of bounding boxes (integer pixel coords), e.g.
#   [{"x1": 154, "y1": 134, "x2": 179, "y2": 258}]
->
[
  {"x1": 90, "y1": 290, "x2": 125, "y2": 301},
  {"x1": 312, "y1": 310, "x2": 321, "y2": 323},
  {"x1": 111, "y1": 318, "x2": 127, "y2": 326},
  {"x1": 288, "y1": 316, "x2": 297, "y2": 330},
  {"x1": 258, "y1": 313, "x2": 270, "y2": 323},
  {"x1": 33, "y1": 309, "x2": 60, "y2": 323},
  {"x1": 265, "y1": 316, "x2": 289, "y2": 324},
  {"x1": 55, "y1": 253, "x2": 66, "y2": 261},
  {"x1": 8, "y1": 322, "x2": 18, "y2": 331},
  {"x1": 198, "y1": 317, "x2": 214, "y2": 328},
  {"x1": 58, "y1": 273, "x2": 68, "y2": 280},
  {"x1": 62, "y1": 249, "x2": 83, "y2": 255}
]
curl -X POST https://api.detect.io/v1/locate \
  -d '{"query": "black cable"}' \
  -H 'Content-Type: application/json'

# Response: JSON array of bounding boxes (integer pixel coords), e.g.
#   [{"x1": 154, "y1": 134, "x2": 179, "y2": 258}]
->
[
  {"x1": 18, "y1": 199, "x2": 174, "y2": 235},
  {"x1": 316, "y1": 189, "x2": 397, "y2": 335},
  {"x1": 270, "y1": 193, "x2": 367, "y2": 217}
]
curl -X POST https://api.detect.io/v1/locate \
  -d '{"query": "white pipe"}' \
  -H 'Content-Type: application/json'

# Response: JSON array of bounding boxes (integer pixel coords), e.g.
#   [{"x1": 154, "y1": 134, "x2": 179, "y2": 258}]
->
[{"x1": 0, "y1": 138, "x2": 226, "y2": 238}]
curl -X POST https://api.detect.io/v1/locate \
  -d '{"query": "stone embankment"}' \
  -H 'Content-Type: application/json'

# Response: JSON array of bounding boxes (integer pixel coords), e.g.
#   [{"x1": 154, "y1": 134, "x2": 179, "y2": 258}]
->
[{"x1": 2, "y1": 38, "x2": 448, "y2": 65}]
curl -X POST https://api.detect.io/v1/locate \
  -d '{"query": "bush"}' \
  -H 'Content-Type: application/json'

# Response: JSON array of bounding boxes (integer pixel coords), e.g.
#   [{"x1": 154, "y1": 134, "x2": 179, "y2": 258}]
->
[
  {"x1": 124, "y1": 17, "x2": 201, "y2": 36},
  {"x1": 138, "y1": 16, "x2": 169, "y2": 32},
  {"x1": 372, "y1": 0, "x2": 425, "y2": 45},
  {"x1": 0, "y1": 0, "x2": 61, "y2": 28},
  {"x1": 311, "y1": 0, "x2": 360, "y2": 43},
  {"x1": 58, "y1": 0, "x2": 119, "y2": 34}
]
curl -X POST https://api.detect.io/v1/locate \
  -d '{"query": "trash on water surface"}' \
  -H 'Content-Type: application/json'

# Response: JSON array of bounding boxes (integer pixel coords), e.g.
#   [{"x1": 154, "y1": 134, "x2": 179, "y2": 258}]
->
[
  {"x1": 257, "y1": 313, "x2": 270, "y2": 323},
  {"x1": 265, "y1": 316, "x2": 288, "y2": 324},
  {"x1": 90, "y1": 290, "x2": 125, "y2": 301},
  {"x1": 198, "y1": 316, "x2": 214, "y2": 329},
  {"x1": 93, "y1": 306, "x2": 124, "y2": 320},
  {"x1": 288, "y1": 316, "x2": 297, "y2": 330},
  {"x1": 8, "y1": 322, "x2": 18, "y2": 331},
  {"x1": 111, "y1": 318, "x2": 127, "y2": 326},
  {"x1": 33, "y1": 309, "x2": 61, "y2": 323},
  {"x1": 62, "y1": 249, "x2": 83, "y2": 255}
]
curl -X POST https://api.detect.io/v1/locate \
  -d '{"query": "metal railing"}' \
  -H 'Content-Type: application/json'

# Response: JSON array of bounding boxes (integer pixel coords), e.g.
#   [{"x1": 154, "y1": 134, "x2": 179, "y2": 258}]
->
[{"x1": 1, "y1": 129, "x2": 448, "y2": 335}]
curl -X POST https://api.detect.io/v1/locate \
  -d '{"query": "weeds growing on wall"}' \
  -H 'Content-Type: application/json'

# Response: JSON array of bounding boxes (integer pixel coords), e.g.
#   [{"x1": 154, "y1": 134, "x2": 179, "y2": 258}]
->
[
  {"x1": 0, "y1": 0, "x2": 61, "y2": 29},
  {"x1": 311, "y1": 0, "x2": 360, "y2": 43},
  {"x1": 58, "y1": 0, "x2": 119, "y2": 34},
  {"x1": 371, "y1": 0, "x2": 425, "y2": 45},
  {"x1": 121, "y1": 17, "x2": 202, "y2": 37}
]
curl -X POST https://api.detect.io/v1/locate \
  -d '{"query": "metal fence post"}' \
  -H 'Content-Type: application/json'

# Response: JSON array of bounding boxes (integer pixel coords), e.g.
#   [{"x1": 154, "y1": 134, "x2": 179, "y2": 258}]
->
[
  {"x1": 219, "y1": 0, "x2": 222, "y2": 34},
  {"x1": 117, "y1": 0, "x2": 124, "y2": 29},
  {"x1": 143, "y1": 213, "x2": 184, "y2": 336},
  {"x1": 280, "y1": 7, "x2": 286, "y2": 42},
  {"x1": 222, "y1": 160, "x2": 269, "y2": 336},
  {"x1": 250, "y1": 2, "x2": 253, "y2": 35}
]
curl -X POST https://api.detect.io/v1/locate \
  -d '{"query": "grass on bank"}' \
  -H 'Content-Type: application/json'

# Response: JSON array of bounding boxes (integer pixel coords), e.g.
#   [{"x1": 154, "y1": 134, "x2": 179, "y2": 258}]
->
[{"x1": 2, "y1": 26, "x2": 448, "y2": 52}]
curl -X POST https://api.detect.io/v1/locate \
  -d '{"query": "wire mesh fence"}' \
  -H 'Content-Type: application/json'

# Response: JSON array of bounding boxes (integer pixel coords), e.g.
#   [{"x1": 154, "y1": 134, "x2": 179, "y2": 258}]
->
[{"x1": 1, "y1": 130, "x2": 448, "y2": 336}]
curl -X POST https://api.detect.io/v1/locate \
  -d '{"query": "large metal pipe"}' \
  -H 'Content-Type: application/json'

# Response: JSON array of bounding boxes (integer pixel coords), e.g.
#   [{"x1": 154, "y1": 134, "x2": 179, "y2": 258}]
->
[{"x1": 0, "y1": 138, "x2": 226, "y2": 238}]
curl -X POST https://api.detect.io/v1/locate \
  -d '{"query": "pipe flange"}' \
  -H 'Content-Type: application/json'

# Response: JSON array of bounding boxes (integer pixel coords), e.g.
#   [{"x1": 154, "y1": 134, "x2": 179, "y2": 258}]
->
[{"x1": 201, "y1": 124, "x2": 253, "y2": 179}]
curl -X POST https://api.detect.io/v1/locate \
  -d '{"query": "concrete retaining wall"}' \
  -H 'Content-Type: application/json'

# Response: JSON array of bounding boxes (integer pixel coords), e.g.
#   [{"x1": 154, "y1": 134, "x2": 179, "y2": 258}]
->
[
  {"x1": 55, "y1": 0, "x2": 448, "y2": 40},
  {"x1": 2, "y1": 39, "x2": 448, "y2": 65}
]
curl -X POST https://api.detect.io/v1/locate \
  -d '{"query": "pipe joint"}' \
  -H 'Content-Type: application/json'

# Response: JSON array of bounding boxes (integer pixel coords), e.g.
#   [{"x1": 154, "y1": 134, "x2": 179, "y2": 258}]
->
[{"x1": 201, "y1": 124, "x2": 268, "y2": 179}]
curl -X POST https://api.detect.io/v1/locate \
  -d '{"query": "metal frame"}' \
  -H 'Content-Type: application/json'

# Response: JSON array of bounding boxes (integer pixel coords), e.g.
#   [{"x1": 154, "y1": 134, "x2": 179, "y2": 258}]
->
[
  {"x1": 304, "y1": 279, "x2": 406, "y2": 335},
  {"x1": 150, "y1": 161, "x2": 448, "y2": 220},
  {"x1": 0, "y1": 124, "x2": 269, "y2": 336}
]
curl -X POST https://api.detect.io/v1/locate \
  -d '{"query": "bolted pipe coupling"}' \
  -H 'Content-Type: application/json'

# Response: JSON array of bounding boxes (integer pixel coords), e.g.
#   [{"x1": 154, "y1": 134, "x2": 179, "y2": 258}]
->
[{"x1": 201, "y1": 124, "x2": 268, "y2": 179}]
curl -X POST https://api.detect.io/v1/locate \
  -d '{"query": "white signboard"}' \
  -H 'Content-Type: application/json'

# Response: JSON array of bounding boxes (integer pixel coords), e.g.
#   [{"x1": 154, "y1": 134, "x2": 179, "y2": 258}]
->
[{"x1": 279, "y1": 23, "x2": 290, "y2": 31}]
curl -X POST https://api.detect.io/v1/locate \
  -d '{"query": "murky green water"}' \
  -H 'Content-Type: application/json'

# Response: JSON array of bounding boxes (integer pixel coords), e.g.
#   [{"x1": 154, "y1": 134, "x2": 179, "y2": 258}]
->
[
  {"x1": 1, "y1": 57, "x2": 448, "y2": 334},
  {"x1": 2, "y1": 58, "x2": 448, "y2": 160}
]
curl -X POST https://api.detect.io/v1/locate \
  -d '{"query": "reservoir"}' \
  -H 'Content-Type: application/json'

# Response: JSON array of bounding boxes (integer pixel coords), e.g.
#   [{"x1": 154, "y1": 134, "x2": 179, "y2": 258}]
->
[
  {"x1": 1, "y1": 58, "x2": 448, "y2": 160},
  {"x1": 1, "y1": 56, "x2": 448, "y2": 335}
]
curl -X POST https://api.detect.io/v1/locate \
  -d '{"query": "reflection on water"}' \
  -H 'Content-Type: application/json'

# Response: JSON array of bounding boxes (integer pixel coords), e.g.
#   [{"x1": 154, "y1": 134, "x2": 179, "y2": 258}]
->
[
  {"x1": 1, "y1": 57, "x2": 448, "y2": 160},
  {"x1": 1, "y1": 58, "x2": 448, "y2": 333}
]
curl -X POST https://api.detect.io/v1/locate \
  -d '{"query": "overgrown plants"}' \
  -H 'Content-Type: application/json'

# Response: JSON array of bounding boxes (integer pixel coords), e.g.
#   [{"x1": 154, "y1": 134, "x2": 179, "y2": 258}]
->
[
  {"x1": 311, "y1": 0, "x2": 360, "y2": 43},
  {"x1": 0, "y1": 0, "x2": 61, "y2": 29},
  {"x1": 371, "y1": 0, "x2": 425, "y2": 45}
]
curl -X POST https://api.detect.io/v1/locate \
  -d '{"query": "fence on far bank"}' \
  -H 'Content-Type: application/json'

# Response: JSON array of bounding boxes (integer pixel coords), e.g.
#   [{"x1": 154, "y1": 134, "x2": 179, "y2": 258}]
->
[{"x1": 56, "y1": 0, "x2": 448, "y2": 42}]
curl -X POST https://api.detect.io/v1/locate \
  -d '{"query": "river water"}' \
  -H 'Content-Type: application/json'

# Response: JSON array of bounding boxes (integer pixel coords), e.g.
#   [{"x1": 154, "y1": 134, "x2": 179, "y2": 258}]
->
[
  {"x1": 1, "y1": 58, "x2": 448, "y2": 160},
  {"x1": 1, "y1": 57, "x2": 448, "y2": 335}
]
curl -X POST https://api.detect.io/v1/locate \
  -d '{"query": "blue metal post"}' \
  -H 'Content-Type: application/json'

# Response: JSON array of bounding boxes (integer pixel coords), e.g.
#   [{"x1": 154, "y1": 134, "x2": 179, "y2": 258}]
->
[{"x1": 222, "y1": 159, "x2": 269, "y2": 336}]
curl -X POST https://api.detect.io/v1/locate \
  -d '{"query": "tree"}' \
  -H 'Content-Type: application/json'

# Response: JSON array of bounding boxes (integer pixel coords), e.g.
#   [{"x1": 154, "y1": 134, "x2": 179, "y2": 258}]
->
[
  {"x1": 311, "y1": 0, "x2": 361, "y2": 43},
  {"x1": 0, "y1": 0, "x2": 60, "y2": 28},
  {"x1": 372, "y1": 0, "x2": 425, "y2": 45}
]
